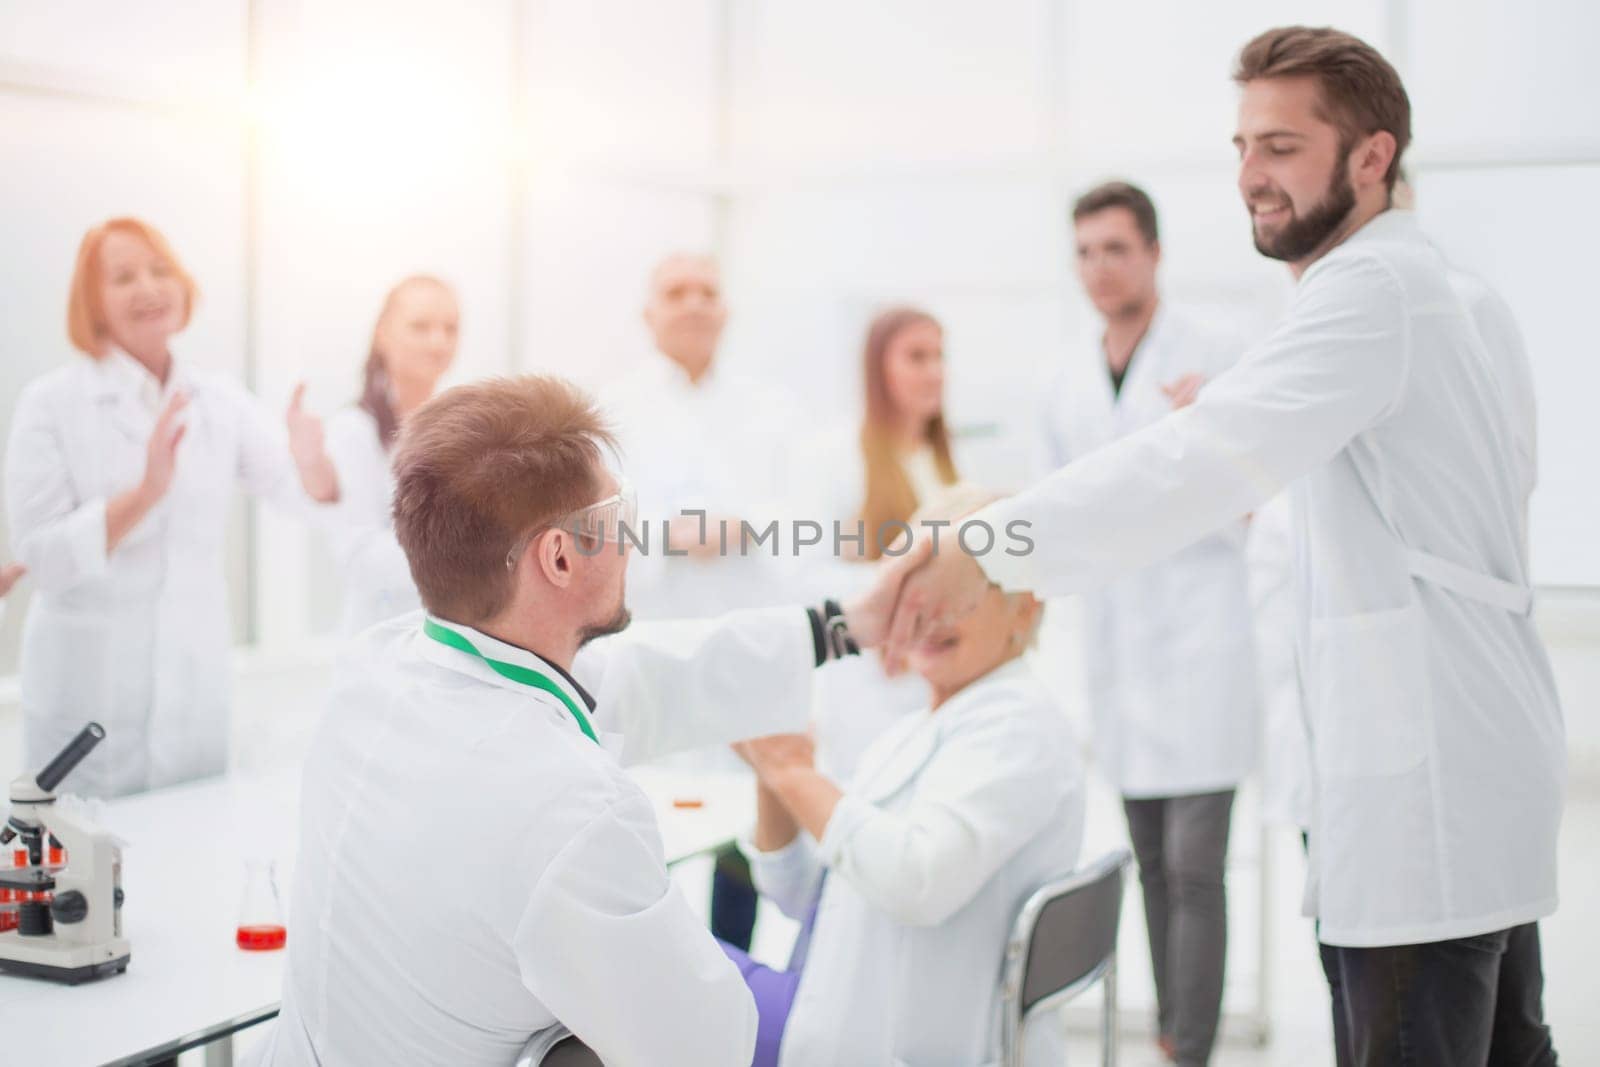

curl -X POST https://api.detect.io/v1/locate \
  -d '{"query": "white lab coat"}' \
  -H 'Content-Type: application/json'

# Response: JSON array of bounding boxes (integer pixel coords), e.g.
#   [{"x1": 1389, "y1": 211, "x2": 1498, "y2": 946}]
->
[
  {"x1": 978, "y1": 210, "x2": 1565, "y2": 948},
  {"x1": 787, "y1": 426, "x2": 952, "y2": 783},
  {"x1": 261, "y1": 606, "x2": 816, "y2": 1067},
  {"x1": 316, "y1": 405, "x2": 419, "y2": 633},
  {"x1": 1249, "y1": 266, "x2": 1540, "y2": 833},
  {"x1": 1447, "y1": 267, "x2": 1538, "y2": 551},
  {"x1": 1246, "y1": 495, "x2": 1313, "y2": 830},
  {"x1": 601, "y1": 354, "x2": 803, "y2": 622},
  {"x1": 803, "y1": 555, "x2": 931, "y2": 785},
  {"x1": 1037, "y1": 306, "x2": 1259, "y2": 797},
  {"x1": 4, "y1": 351, "x2": 306, "y2": 797},
  {"x1": 747, "y1": 657, "x2": 1084, "y2": 1067}
]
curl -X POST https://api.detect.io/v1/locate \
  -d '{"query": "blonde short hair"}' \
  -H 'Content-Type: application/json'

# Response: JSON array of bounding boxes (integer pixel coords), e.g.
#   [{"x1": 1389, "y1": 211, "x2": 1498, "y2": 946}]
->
[{"x1": 910, "y1": 484, "x2": 1045, "y2": 647}]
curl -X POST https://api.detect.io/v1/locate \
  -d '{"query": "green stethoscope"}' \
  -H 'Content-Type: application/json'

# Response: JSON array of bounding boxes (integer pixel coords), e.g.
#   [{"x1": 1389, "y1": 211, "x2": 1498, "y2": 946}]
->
[{"x1": 422, "y1": 618, "x2": 599, "y2": 745}]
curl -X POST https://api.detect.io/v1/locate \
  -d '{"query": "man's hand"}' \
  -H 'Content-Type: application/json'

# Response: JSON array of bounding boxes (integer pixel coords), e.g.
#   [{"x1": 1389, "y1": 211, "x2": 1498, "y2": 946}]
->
[
  {"x1": 1161, "y1": 373, "x2": 1205, "y2": 410},
  {"x1": 839, "y1": 535, "x2": 932, "y2": 652},
  {"x1": 665, "y1": 514, "x2": 734, "y2": 560},
  {"x1": 0, "y1": 562, "x2": 25, "y2": 599},
  {"x1": 844, "y1": 531, "x2": 992, "y2": 670}
]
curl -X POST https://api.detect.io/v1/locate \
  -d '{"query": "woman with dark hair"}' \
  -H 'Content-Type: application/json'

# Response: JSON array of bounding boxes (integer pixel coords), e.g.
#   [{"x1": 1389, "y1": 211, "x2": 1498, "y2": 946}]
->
[{"x1": 287, "y1": 274, "x2": 459, "y2": 632}]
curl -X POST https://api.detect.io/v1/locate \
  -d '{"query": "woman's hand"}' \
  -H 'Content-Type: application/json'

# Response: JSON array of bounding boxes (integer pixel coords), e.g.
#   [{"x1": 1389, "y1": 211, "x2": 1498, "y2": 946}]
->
[
  {"x1": 0, "y1": 562, "x2": 25, "y2": 599},
  {"x1": 285, "y1": 383, "x2": 325, "y2": 464},
  {"x1": 140, "y1": 391, "x2": 189, "y2": 503},
  {"x1": 286, "y1": 383, "x2": 340, "y2": 503},
  {"x1": 107, "y1": 392, "x2": 189, "y2": 553},
  {"x1": 734, "y1": 732, "x2": 842, "y2": 842},
  {"x1": 732, "y1": 732, "x2": 816, "y2": 782}
]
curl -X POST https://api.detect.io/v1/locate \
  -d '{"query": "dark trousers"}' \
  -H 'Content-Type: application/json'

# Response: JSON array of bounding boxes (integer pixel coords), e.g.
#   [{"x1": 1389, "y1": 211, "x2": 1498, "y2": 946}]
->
[
  {"x1": 1123, "y1": 789, "x2": 1235, "y2": 1067},
  {"x1": 710, "y1": 844, "x2": 758, "y2": 951},
  {"x1": 1319, "y1": 923, "x2": 1558, "y2": 1066}
]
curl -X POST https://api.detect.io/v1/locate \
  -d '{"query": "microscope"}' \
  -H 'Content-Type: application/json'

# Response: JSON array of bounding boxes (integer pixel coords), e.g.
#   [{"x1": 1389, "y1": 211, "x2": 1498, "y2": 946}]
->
[{"x1": 0, "y1": 722, "x2": 131, "y2": 984}]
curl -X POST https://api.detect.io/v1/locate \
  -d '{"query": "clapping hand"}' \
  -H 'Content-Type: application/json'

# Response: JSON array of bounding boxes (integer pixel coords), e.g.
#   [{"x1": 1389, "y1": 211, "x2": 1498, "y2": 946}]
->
[
  {"x1": 0, "y1": 562, "x2": 25, "y2": 599},
  {"x1": 732, "y1": 732, "x2": 816, "y2": 782}
]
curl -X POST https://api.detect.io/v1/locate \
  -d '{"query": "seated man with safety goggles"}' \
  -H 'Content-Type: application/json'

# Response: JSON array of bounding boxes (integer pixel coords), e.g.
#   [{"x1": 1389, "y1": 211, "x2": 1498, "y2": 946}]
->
[{"x1": 256, "y1": 374, "x2": 900, "y2": 1067}]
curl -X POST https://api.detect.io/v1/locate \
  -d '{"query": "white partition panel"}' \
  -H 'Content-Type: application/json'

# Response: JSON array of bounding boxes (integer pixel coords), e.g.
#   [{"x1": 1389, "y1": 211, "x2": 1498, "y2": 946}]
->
[
  {"x1": 1404, "y1": 0, "x2": 1600, "y2": 159},
  {"x1": 1415, "y1": 165, "x2": 1600, "y2": 588}
]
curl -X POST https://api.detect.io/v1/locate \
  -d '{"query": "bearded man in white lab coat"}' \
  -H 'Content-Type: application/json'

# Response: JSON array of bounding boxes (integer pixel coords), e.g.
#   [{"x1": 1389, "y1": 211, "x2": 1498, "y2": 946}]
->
[
  {"x1": 1041, "y1": 180, "x2": 1258, "y2": 1066},
  {"x1": 260, "y1": 375, "x2": 896, "y2": 1067},
  {"x1": 877, "y1": 27, "x2": 1561, "y2": 1067}
]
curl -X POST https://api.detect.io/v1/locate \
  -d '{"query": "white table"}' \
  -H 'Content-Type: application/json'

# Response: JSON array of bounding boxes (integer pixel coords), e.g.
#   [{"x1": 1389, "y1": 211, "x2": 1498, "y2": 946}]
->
[{"x1": 0, "y1": 765, "x2": 757, "y2": 1067}]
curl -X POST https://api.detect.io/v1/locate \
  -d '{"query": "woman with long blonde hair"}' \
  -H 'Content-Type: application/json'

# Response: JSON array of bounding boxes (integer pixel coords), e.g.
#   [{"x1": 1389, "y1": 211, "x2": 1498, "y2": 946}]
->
[
  {"x1": 797, "y1": 305, "x2": 964, "y2": 784},
  {"x1": 852, "y1": 306, "x2": 960, "y2": 559}
]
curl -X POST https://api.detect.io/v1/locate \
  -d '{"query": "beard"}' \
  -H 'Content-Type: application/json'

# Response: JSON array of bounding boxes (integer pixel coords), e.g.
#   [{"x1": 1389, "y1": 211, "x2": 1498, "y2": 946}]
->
[
  {"x1": 1250, "y1": 153, "x2": 1357, "y2": 263},
  {"x1": 578, "y1": 603, "x2": 632, "y2": 648}
]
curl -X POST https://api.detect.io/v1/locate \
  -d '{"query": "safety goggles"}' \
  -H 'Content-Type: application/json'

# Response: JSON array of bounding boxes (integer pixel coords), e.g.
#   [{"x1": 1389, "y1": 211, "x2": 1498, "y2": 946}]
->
[
  {"x1": 505, "y1": 476, "x2": 638, "y2": 569},
  {"x1": 561, "y1": 476, "x2": 637, "y2": 545}
]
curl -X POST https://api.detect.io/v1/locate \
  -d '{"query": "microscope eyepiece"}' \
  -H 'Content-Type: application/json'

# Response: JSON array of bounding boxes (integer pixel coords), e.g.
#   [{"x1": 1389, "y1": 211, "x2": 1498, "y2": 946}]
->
[{"x1": 34, "y1": 722, "x2": 105, "y2": 794}]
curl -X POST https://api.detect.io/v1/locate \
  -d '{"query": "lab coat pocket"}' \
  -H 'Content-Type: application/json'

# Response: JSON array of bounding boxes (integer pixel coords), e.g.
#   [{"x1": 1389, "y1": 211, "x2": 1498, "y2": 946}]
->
[{"x1": 1308, "y1": 603, "x2": 1429, "y2": 779}]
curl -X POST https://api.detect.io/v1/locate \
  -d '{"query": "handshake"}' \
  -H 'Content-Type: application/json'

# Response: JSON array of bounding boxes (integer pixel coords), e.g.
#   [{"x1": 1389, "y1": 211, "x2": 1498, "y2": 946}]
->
[{"x1": 840, "y1": 530, "x2": 998, "y2": 672}]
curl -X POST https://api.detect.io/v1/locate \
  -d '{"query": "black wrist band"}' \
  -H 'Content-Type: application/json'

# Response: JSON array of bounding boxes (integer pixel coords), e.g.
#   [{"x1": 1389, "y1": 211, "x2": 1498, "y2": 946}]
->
[
  {"x1": 806, "y1": 606, "x2": 828, "y2": 667},
  {"x1": 822, "y1": 599, "x2": 860, "y2": 660}
]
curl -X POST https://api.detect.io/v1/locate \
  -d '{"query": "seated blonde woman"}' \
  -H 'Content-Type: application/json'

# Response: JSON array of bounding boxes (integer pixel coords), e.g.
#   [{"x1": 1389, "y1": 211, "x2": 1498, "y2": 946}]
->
[{"x1": 723, "y1": 487, "x2": 1086, "y2": 1066}]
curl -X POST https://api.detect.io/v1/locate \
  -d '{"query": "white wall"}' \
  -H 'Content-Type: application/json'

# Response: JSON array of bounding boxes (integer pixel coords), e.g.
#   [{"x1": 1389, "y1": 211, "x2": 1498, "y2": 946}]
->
[{"x1": 1, "y1": 1, "x2": 1596, "y2": 757}]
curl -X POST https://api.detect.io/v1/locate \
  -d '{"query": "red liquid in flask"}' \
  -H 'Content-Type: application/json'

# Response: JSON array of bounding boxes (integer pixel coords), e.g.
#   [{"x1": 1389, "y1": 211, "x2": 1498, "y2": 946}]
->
[{"x1": 236, "y1": 924, "x2": 287, "y2": 951}]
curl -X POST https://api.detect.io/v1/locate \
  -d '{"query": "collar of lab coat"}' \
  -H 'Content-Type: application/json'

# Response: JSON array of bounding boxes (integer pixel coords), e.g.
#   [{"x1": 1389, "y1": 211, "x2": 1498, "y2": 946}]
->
[
  {"x1": 1350, "y1": 206, "x2": 1417, "y2": 242},
  {"x1": 644, "y1": 349, "x2": 722, "y2": 394},
  {"x1": 855, "y1": 655, "x2": 1036, "y2": 802},
  {"x1": 1304, "y1": 208, "x2": 1419, "y2": 283},
  {"x1": 1083, "y1": 299, "x2": 1172, "y2": 406},
  {"x1": 89, "y1": 345, "x2": 193, "y2": 401},
  {"x1": 416, "y1": 614, "x2": 598, "y2": 715},
  {"x1": 87, "y1": 346, "x2": 194, "y2": 445}
]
